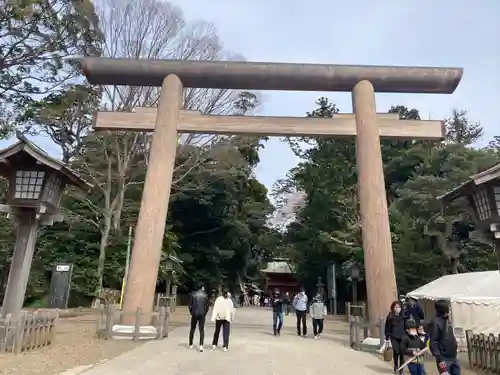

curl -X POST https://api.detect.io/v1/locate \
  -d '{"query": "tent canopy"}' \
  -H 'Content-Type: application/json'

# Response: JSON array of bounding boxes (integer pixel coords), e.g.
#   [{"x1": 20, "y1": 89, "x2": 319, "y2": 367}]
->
[{"x1": 408, "y1": 271, "x2": 500, "y2": 305}]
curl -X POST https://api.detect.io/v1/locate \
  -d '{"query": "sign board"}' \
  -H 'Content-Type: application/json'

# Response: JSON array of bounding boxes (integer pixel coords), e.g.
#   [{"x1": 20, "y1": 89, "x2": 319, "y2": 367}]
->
[{"x1": 48, "y1": 264, "x2": 74, "y2": 309}]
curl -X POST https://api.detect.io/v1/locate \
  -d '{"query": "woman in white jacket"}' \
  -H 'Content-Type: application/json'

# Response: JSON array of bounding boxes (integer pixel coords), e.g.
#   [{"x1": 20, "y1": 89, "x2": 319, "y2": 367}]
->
[{"x1": 211, "y1": 290, "x2": 235, "y2": 351}]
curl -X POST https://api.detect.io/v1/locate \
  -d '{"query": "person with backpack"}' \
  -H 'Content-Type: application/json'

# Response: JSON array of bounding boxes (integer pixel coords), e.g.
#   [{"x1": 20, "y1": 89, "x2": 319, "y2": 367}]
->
[
  {"x1": 188, "y1": 283, "x2": 210, "y2": 352},
  {"x1": 429, "y1": 300, "x2": 460, "y2": 375}
]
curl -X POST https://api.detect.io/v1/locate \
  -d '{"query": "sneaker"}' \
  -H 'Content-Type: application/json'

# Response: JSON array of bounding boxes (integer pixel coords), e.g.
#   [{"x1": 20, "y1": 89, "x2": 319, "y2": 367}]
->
[
  {"x1": 314, "y1": 335, "x2": 318, "y2": 340},
  {"x1": 302, "y1": 334, "x2": 307, "y2": 338},
  {"x1": 189, "y1": 345, "x2": 193, "y2": 349},
  {"x1": 223, "y1": 347, "x2": 228, "y2": 352},
  {"x1": 199, "y1": 345, "x2": 204, "y2": 352},
  {"x1": 212, "y1": 345, "x2": 216, "y2": 350}
]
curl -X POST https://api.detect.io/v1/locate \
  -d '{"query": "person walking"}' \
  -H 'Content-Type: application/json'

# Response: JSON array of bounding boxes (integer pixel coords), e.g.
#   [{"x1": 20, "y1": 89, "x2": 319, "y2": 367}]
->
[
  {"x1": 238, "y1": 293, "x2": 245, "y2": 308},
  {"x1": 405, "y1": 297, "x2": 425, "y2": 325},
  {"x1": 310, "y1": 294, "x2": 327, "y2": 340},
  {"x1": 188, "y1": 283, "x2": 209, "y2": 352},
  {"x1": 401, "y1": 320, "x2": 427, "y2": 375},
  {"x1": 283, "y1": 292, "x2": 291, "y2": 315},
  {"x1": 385, "y1": 300, "x2": 406, "y2": 374},
  {"x1": 293, "y1": 287, "x2": 308, "y2": 337},
  {"x1": 429, "y1": 300, "x2": 460, "y2": 375},
  {"x1": 211, "y1": 290, "x2": 235, "y2": 352},
  {"x1": 271, "y1": 290, "x2": 284, "y2": 336}
]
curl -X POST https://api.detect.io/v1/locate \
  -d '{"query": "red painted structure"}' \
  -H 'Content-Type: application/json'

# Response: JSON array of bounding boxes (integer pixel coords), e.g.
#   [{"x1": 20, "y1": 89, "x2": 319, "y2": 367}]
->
[{"x1": 261, "y1": 260, "x2": 299, "y2": 296}]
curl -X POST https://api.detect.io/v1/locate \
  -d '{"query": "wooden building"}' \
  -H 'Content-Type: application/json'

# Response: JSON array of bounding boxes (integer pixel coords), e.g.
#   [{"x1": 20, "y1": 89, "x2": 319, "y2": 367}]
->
[{"x1": 261, "y1": 259, "x2": 299, "y2": 296}]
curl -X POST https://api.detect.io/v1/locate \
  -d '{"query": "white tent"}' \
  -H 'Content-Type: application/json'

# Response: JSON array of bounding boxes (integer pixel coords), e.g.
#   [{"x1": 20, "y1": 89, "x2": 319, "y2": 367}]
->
[{"x1": 407, "y1": 271, "x2": 500, "y2": 334}]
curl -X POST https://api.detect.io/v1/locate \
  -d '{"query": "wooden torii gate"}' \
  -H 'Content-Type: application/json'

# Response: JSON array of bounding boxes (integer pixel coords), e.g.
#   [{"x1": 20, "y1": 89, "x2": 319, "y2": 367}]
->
[{"x1": 81, "y1": 58, "x2": 462, "y2": 326}]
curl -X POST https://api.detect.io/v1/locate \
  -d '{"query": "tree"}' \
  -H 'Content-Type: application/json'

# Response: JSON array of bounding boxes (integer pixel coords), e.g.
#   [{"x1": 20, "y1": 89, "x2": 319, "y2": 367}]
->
[
  {"x1": 0, "y1": 0, "x2": 101, "y2": 136},
  {"x1": 20, "y1": 0, "x2": 262, "y2": 300},
  {"x1": 445, "y1": 109, "x2": 483, "y2": 146},
  {"x1": 275, "y1": 98, "x2": 500, "y2": 299}
]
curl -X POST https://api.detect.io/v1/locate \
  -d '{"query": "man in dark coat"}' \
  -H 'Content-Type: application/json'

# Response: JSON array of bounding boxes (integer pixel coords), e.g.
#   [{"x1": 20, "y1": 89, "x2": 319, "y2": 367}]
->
[
  {"x1": 188, "y1": 283, "x2": 210, "y2": 352},
  {"x1": 405, "y1": 297, "x2": 425, "y2": 325},
  {"x1": 429, "y1": 299, "x2": 460, "y2": 375}
]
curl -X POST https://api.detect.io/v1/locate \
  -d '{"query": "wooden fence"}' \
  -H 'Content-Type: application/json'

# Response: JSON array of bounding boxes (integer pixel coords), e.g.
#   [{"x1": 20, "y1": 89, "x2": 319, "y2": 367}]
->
[
  {"x1": 466, "y1": 330, "x2": 500, "y2": 372},
  {"x1": 96, "y1": 306, "x2": 168, "y2": 340},
  {"x1": 346, "y1": 302, "x2": 366, "y2": 322},
  {"x1": 349, "y1": 316, "x2": 384, "y2": 352},
  {"x1": 0, "y1": 310, "x2": 59, "y2": 354}
]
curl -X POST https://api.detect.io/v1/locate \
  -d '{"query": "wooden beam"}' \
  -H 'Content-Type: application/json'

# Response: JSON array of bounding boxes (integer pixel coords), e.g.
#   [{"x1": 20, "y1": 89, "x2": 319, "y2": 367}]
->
[
  {"x1": 94, "y1": 110, "x2": 444, "y2": 139},
  {"x1": 134, "y1": 107, "x2": 202, "y2": 116},
  {"x1": 134, "y1": 106, "x2": 399, "y2": 120},
  {"x1": 80, "y1": 57, "x2": 463, "y2": 94}
]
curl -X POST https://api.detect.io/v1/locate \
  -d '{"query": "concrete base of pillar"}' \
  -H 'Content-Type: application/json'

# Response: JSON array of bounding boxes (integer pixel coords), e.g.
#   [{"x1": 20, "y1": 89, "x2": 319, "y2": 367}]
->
[{"x1": 111, "y1": 324, "x2": 158, "y2": 340}]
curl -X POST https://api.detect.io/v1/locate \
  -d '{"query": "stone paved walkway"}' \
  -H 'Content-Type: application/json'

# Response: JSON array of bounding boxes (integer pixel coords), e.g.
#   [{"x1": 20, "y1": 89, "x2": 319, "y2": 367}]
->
[{"x1": 78, "y1": 308, "x2": 393, "y2": 375}]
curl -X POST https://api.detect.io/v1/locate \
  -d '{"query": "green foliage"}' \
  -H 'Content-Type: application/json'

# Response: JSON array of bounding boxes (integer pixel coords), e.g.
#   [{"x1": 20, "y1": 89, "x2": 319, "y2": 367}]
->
[
  {"x1": 278, "y1": 98, "x2": 499, "y2": 297},
  {"x1": 0, "y1": 0, "x2": 102, "y2": 137}
]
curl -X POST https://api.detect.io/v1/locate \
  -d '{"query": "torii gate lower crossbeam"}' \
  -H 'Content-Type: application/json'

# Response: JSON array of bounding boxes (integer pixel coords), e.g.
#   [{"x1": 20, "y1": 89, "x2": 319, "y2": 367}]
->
[{"x1": 81, "y1": 58, "x2": 462, "y2": 328}]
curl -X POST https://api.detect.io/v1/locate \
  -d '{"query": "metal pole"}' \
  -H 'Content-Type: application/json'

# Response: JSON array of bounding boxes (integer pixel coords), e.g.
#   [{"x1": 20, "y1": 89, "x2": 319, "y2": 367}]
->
[{"x1": 119, "y1": 225, "x2": 133, "y2": 308}]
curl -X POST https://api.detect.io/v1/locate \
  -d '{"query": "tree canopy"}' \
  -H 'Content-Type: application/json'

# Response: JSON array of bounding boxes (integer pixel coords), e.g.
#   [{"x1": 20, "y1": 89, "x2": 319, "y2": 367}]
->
[{"x1": 0, "y1": 0, "x2": 498, "y2": 308}]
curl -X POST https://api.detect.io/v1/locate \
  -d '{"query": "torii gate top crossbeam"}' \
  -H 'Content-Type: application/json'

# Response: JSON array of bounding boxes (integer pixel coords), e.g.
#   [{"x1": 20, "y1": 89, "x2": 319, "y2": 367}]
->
[{"x1": 80, "y1": 57, "x2": 463, "y2": 94}]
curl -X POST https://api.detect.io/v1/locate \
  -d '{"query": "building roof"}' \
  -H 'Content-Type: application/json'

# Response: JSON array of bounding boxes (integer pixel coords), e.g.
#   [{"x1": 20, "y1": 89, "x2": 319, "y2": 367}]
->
[
  {"x1": 407, "y1": 271, "x2": 500, "y2": 305},
  {"x1": 437, "y1": 162, "x2": 500, "y2": 203},
  {"x1": 0, "y1": 132, "x2": 92, "y2": 191},
  {"x1": 261, "y1": 261, "x2": 295, "y2": 274}
]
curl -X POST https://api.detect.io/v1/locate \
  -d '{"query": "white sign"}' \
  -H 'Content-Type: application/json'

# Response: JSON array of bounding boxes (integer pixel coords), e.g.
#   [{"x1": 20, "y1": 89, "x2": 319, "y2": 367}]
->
[{"x1": 56, "y1": 265, "x2": 70, "y2": 272}]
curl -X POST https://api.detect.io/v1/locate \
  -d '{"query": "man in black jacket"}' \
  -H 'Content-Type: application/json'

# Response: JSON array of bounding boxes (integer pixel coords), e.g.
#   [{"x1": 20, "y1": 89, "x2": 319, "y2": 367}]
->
[
  {"x1": 429, "y1": 300, "x2": 460, "y2": 375},
  {"x1": 271, "y1": 290, "x2": 284, "y2": 336},
  {"x1": 405, "y1": 297, "x2": 425, "y2": 325},
  {"x1": 188, "y1": 283, "x2": 209, "y2": 352}
]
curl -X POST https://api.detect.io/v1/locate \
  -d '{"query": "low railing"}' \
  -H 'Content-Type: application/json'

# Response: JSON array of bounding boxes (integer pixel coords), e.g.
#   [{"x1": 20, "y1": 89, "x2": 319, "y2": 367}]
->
[
  {"x1": 466, "y1": 330, "x2": 500, "y2": 372},
  {"x1": 156, "y1": 293, "x2": 177, "y2": 312},
  {"x1": 96, "y1": 306, "x2": 168, "y2": 340},
  {"x1": 0, "y1": 310, "x2": 59, "y2": 353},
  {"x1": 349, "y1": 316, "x2": 384, "y2": 352},
  {"x1": 346, "y1": 302, "x2": 366, "y2": 322}
]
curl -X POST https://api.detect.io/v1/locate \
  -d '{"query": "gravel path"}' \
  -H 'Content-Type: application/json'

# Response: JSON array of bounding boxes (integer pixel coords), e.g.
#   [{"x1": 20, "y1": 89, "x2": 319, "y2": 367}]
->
[{"x1": 0, "y1": 308, "x2": 190, "y2": 375}]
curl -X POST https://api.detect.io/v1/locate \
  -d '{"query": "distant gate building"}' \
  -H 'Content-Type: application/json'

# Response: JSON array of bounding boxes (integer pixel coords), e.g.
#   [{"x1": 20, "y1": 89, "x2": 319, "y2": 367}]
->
[{"x1": 261, "y1": 259, "x2": 298, "y2": 296}]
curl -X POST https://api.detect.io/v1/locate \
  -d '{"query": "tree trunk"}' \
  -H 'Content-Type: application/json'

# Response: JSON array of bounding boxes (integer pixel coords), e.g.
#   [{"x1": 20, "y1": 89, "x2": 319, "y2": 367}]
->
[
  {"x1": 112, "y1": 186, "x2": 125, "y2": 233},
  {"x1": 93, "y1": 215, "x2": 112, "y2": 306},
  {"x1": 450, "y1": 258, "x2": 459, "y2": 274},
  {"x1": 236, "y1": 271, "x2": 249, "y2": 305}
]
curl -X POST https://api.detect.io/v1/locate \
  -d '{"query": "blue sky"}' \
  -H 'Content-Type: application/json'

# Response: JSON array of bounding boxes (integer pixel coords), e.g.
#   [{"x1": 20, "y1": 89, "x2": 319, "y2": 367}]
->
[
  {"x1": 2, "y1": 0, "x2": 498, "y2": 193},
  {"x1": 169, "y1": 0, "x2": 499, "y2": 190}
]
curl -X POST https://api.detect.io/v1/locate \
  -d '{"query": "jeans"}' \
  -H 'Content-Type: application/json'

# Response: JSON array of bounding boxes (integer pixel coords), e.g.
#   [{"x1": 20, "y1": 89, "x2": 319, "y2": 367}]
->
[
  {"x1": 438, "y1": 359, "x2": 461, "y2": 375},
  {"x1": 188, "y1": 315, "x2": 205, "y2": 346},
  {"x1": 273, "y1": 312, "x2": 283, "y2": 334},
  {"x1": 212, "y1": 319, "x2": 230, "y2": 348},
  {"x1": 312, "y1": 318, "x2": 324, "y2": 336},
  {"x1": 408, "y1": 363, "x2": 425, "y2": 375},
  {"x1": 296, "y1": 310, "x2": 307, "y2": 335}
]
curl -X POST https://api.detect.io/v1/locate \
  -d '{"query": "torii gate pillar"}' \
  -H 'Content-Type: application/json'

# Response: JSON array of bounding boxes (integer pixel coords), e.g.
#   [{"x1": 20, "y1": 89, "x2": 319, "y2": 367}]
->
[
  {"x1": 121, "y1": 75, "x2": 183, "y2": 319},
  {"x1": 353, "y1": 80, "x2": 397, "y2": 324}
]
